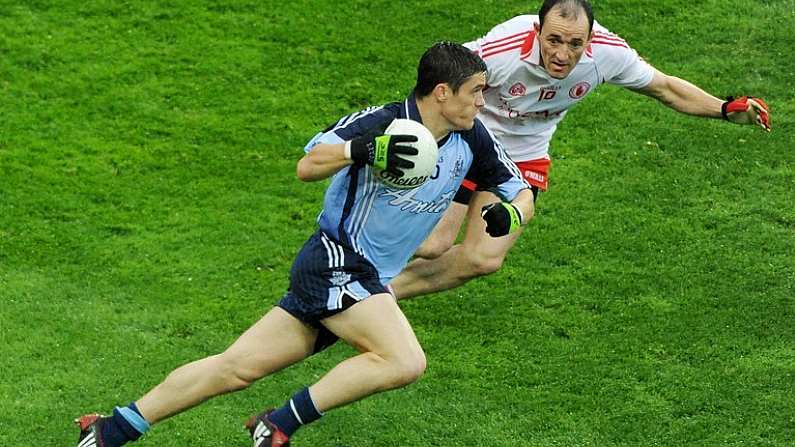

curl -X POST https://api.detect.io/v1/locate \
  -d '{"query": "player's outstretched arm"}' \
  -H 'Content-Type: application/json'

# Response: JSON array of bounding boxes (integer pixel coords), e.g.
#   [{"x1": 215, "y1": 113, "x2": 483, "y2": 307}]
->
[
  {"x1": 296, "y1": 129, "x2": 419, "y2": 182},
  {"x1": 635, "y1": 68, "x2": 771, "y2": 132},
  {"x1": 296, "y1": 143, "x2": 354, "y2": 182}
]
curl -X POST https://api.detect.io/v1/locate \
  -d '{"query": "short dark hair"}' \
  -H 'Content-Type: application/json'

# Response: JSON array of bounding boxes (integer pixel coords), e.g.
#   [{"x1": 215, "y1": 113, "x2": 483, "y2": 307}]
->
[
  {"x1": 538, "y1": 0, "x2": 594, "y2": 32},
  {"x1": 414, "y1": 42, "x2": 487, "y2": 98}
]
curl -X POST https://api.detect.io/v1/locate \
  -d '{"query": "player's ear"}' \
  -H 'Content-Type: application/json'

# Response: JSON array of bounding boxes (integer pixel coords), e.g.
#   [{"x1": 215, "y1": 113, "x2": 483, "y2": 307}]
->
[
  {"x1": 434, "y1": 83, "x2": 450, "y2": 102},
  {"x1": 533, "y1": 22, "x2": 541, "y2": 34}
]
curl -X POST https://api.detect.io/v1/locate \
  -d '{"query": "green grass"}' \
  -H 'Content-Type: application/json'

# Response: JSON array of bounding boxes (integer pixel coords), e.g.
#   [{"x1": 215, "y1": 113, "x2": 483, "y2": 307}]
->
[{"x1": 1, "y1": 1, "x2": 793, "y2": 445}]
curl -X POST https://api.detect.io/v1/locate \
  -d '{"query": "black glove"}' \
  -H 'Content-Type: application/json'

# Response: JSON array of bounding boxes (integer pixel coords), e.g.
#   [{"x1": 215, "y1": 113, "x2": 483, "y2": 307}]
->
[
  {"x1": 481, "y1": 202, "x2": 523, "y2": 237},
  {"x1": 349, "y1": 127, "x2": 418, "y2": 177}
]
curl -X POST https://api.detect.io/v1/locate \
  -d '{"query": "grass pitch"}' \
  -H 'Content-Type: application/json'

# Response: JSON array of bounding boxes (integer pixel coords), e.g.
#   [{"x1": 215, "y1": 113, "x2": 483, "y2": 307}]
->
[{"x1": 1, "y1": 1, "x2": 793, "y2": 445}]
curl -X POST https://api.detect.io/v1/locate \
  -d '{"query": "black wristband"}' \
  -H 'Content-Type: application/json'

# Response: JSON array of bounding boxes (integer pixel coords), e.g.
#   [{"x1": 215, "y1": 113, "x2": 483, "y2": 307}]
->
[
  {"x1": 720, "y1": 96, "x2": 735, "y2": 121},
  {"x1": 348, "y1": 138, "x2": 372, "y2": 166}
]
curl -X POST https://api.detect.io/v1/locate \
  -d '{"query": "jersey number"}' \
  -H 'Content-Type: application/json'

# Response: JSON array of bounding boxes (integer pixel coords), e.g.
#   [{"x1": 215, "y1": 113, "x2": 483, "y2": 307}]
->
[{"x1": 538, "y1": 88, "x2": 557, "y2": 101}]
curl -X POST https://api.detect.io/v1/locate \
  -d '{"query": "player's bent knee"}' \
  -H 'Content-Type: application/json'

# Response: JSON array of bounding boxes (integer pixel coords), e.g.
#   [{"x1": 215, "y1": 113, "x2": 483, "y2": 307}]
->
[
  {"x1": 386, "y1": 350, "x2": 427, "y2": 388},
  {"x1": 214, "y1": 353, "x2": 263, "y2": 392}
]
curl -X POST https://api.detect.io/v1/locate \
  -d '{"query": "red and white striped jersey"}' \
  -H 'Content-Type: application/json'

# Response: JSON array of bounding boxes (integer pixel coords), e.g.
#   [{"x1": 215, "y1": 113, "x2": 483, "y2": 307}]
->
[{"x1": 465, "y1": 15, "x2": 654, "y2": 161}]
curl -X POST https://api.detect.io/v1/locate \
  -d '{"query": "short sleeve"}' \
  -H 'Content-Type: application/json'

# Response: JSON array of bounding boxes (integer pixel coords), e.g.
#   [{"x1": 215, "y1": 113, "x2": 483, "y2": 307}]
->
[{"x1": 590, "y1": 22, "x2": 654, "y2": 89}]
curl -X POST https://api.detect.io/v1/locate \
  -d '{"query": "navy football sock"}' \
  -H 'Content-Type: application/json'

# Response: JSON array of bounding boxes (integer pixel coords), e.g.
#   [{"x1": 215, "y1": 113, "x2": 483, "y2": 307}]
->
[
  {"x1": 101, "y1": 402, "x2": 150, "y2": 447},
  {"x1": 268, "y1": 387, "x2": 323, "y2": 437}
]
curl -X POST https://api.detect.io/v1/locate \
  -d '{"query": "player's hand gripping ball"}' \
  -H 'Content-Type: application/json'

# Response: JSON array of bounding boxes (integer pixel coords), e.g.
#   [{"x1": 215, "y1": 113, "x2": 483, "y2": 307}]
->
[
  {"x1": 375, "y1": 119, "x2": 439, "y2": 189},
  {"x1": 348, "y1": 119, "x2": 439, "y2": 189},
  {"x1": 722, "y1": 96, "x2": 771, "y2": 132}
]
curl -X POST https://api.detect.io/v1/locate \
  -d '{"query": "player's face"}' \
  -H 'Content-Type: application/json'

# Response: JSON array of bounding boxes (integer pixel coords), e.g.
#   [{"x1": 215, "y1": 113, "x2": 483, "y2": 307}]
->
[
  {"x1": 442, "y1": 71, "x2": 487, "y2": 130},
  {"x1": 535, "y1": 9, "x2": 592, "y2": 79}
]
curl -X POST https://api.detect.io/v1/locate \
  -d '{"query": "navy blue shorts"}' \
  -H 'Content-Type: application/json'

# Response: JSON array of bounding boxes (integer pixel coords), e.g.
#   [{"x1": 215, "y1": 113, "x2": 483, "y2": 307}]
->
[{"x1": 278, "y1": 231, "x2": 387, "y2": 330}]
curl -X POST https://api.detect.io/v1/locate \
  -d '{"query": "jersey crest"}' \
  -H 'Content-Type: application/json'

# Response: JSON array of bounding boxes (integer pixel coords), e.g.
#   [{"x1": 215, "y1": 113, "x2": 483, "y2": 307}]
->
[
  {"x1": 509, "y1": 82, "x2": 527, "y2": 97},
  {"x1": 569, "y1": 81, "x2": 591, "y2": 99}
]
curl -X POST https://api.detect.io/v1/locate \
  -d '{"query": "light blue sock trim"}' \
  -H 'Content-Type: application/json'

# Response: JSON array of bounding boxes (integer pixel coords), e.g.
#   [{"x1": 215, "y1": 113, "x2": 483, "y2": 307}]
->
[{"x1": 117, "y1": 406, "x2": 151, "y2": 434}]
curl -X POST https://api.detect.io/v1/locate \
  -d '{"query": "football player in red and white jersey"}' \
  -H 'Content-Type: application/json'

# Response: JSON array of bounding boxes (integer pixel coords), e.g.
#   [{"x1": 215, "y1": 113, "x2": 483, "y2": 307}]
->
[{"x1": 390, "y1": 0, "x2": 771, "y2": 300}]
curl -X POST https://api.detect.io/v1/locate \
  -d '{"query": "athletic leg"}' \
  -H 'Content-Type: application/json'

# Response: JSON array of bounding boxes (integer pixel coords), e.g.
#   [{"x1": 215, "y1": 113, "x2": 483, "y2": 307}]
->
[
  {"x1": 245, "y1": 293, "x2": 425, "y2": 445},
  {"x1": 308, "y1": 293, "x2": 426, "y2": 412},
  {"x1": 76, "y1": 307, "x2": 316, "y2": 447},
  {"x1": 136, "y1": 307, "x2": 317, "y2": 423}
]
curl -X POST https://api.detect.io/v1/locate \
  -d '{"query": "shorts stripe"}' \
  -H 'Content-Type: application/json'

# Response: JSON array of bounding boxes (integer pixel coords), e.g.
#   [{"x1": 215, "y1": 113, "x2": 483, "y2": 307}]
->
[
  {"x1": 281, "y1": 231, "x2": 386, "y2": 326},
  {"x1": 320, "y1": 232, "x2": 344, "y2": 268},
  {"x1": 319, "y1": 233, "x2": 334, "y2": 268},
  {"x1": 327, "y1": 287, "x2": 340, "y2": 310},
  {"x1": 346, "y1": 281, "x2": 370, "y2": 300},
  {"x1": 327, "y1": 281, "x2": 369, "y2": 311}
]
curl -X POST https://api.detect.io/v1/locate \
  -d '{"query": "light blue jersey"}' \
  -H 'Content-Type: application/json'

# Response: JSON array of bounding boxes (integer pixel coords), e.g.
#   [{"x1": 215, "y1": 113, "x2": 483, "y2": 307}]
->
[{"x1": 304, "y1": 95, "x2": 530, "y2": 283}]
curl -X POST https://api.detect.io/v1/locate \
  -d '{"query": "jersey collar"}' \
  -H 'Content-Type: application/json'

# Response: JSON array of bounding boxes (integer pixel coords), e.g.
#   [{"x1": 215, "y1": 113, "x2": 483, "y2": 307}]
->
[
  {"x1": 404, "y1": 93, "x2": 452, "y2": 148},
  {"x1": 519, "y1": 31, "x2": 541, "y2": 65},
  {"x1": 403, "y1": 94, "x2": 422, "y2": 122}
]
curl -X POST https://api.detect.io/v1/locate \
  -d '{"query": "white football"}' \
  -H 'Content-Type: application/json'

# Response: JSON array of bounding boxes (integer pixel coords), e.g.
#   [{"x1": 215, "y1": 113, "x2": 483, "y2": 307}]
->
[{"x1": 373, "y1": 119, "x2": 438, "y2": 190}]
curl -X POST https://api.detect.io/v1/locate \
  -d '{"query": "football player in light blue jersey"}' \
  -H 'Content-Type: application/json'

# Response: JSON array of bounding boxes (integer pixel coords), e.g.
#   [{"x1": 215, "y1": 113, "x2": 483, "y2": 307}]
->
[
  {"x1": 305, "y1": 90, "x2": 531, "y2": 283},
  {"x1": 74, "y1": 42, "x2": 534, "y2": 447}
]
